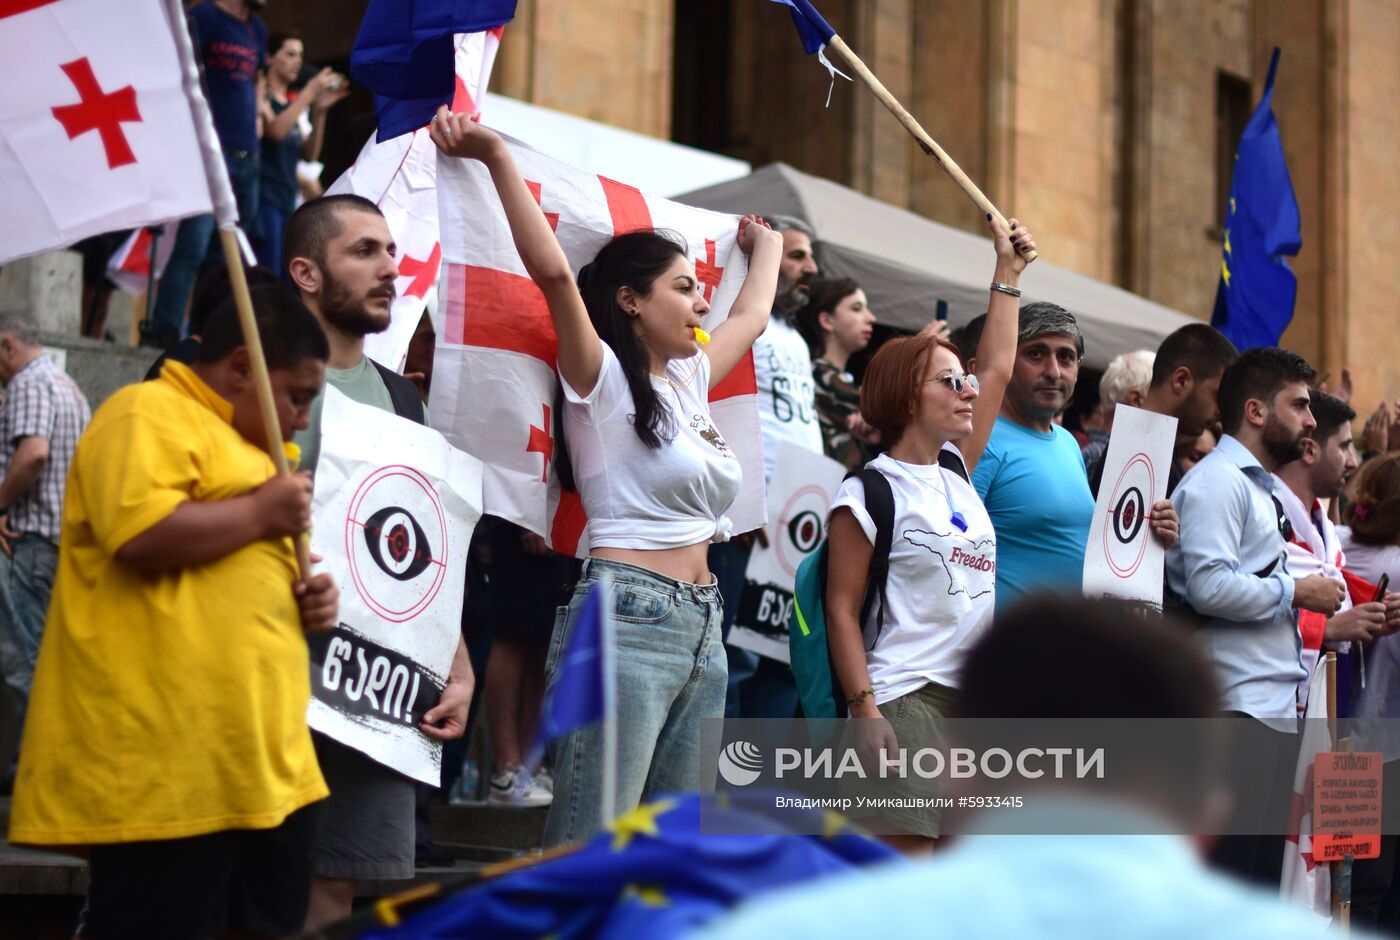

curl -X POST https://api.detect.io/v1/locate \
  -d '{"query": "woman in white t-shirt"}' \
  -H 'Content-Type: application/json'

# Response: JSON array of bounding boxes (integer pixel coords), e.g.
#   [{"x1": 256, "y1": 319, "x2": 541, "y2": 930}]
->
[
  {"x1": 430, "y1": 111, "x2": 783, "y2": 845},
  {"x1": 826, "y1": 215, "x2": 1035, "y2": 851}
]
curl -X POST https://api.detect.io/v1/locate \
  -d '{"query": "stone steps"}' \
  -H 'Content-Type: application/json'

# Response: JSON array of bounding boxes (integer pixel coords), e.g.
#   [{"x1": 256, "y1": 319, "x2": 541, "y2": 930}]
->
[{"x1": 0, "y1": 797, "x2": 550, "y2": 898}]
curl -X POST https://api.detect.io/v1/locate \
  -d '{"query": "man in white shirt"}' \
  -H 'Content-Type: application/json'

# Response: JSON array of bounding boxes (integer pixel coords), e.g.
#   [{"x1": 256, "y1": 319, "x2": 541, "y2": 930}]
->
[
  {"x1": 1274, "y1": 390, "x2": 1396, "y2": 711},
  {"x1": 713, "y1": 215, "x2": 822, "y2": 719},
  {"x1": 751, "y1": 216, "x2": 823, "y2": 480}
]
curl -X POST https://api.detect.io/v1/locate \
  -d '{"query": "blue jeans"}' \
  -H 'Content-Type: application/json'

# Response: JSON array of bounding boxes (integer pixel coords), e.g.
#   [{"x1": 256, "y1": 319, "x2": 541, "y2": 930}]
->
[
  {"x1": 0, "y1": 534, "x2": 58, "y2": 734},
  {"x1": 149, "y1": 149, "x2": 260, "y2": 342},
  {"x1": 542, "y1": 558, "x2": 726, "y2": 846},
  {"x1": 709, "y1": 541, "x2": 800, "y2": 719},
  {"x1": 252, "y1": 201, "x2": 289, "y2": 276},
  {"x1": 149, "y1": 213, "x2": 215, "y2": 341}
]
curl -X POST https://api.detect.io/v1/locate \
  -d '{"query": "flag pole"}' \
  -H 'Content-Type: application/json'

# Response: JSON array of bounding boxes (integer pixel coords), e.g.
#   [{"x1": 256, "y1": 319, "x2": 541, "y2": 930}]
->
[
  {"x1": 599, "y1": 575, "x2": 618, "y2": 828},
  {"x1": 823, "y1": 34, "x2": 1037, "y2": 264},
  {"x1": 162, "y1": 0, "x2": 311, "y2": 578}
]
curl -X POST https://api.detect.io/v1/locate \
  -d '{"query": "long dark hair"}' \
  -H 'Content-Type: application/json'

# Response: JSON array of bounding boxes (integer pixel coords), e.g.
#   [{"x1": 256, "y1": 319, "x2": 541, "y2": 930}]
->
[
  {"x1": 555, "y1": 230, "x2": 689, "y2": 492},
  {"x1": 796, "y1": 277, "x2": 860, "y2": 359}
]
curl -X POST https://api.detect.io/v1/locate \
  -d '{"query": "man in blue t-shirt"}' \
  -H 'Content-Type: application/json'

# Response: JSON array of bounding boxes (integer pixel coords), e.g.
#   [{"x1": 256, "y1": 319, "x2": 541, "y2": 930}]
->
[
  {"x1": 147, "y1": 0, "x2": 267, "y2": 349},
  {"x1": 969, "y1": 303, "x2": 1181, "y2": 610}
]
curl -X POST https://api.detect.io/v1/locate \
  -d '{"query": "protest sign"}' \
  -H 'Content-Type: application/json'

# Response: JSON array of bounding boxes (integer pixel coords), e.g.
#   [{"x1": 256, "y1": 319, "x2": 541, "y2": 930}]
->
[
  {"x1": 1313, "y1": 750, "x2": 1383, "y2": 862},
  {"x1": 1082, "y1": 405, "x2": 1177, "y2": 609},
  {"x1": 730, "y1": 442, "x2": 846, "y2": 663},
  {"x1": 306, "y1": 387, "x2": 484, "y2": 785}
]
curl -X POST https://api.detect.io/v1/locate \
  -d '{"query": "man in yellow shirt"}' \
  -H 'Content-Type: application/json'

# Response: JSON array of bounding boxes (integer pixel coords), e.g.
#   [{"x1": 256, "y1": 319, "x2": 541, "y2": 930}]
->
[{"x1": 9, "y1": 284, "x2": 340, "y2": 940}]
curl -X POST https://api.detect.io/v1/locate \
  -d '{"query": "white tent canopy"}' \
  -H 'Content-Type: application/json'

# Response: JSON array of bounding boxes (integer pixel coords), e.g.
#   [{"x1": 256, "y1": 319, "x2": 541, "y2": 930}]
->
[{"x1": 678, "y1": 163, "x2": 1197, "y2": 369}]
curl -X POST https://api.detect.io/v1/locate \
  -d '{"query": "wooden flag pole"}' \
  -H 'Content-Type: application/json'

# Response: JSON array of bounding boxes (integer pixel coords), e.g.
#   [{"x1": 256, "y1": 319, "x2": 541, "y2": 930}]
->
[
  {"x1": 825, "y1": 34, "x2": 1037, "y2": 264},
  {"x1": 218, "y1": 227, "x2": 314, "y2": 579}
]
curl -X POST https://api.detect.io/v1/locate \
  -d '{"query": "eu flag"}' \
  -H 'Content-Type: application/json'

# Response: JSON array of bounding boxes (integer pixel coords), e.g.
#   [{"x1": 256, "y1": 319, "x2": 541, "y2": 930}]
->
[
  {"x1": 526, "y1": 579, "x2": 611, "y2": 769},
  {"x1": 354, "y1": 792, "x2": 898, "y2": 939},
  {"x1": 1210, "y1": 48, "x2": 1302, "y2": 351},
  {"x1": 766, "y1": 0, "x2": 837, "y2": 54},
  {"x1": 350, "y1": 0, "x2": 516, "y2": 141}
]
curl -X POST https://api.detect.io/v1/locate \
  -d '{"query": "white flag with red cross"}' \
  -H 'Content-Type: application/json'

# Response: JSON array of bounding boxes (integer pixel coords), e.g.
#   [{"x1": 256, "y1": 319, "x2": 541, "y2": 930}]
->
[
  {"x1": 105, "y1": 224, "x2": 176, "y2": 296},
  {"x1": 0, "y1": 0, "x2": 214, "y2": 265},
  {"x1": 327, "y1": 29, "x2": 502, "y2": 372},
  {"x1": 431, "y1": 134, "x2": 765, "y2": 555}
]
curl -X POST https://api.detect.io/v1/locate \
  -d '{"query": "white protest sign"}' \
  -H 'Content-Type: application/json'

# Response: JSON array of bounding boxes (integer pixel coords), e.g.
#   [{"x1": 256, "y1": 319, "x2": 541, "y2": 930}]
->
[
  {"x1": 730, "y1": 441, "x2": 847, "y2": 663},
  {"x1": 1082, "y1": 405, "x2": 1177, "y2": 609},
  {"x1": 306, "y1": 386, "x2": 484, "y2": 785}
]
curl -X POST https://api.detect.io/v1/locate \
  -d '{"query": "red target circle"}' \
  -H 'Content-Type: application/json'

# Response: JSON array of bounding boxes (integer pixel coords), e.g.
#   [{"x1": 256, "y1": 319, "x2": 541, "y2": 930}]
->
[{"x1": 345, "y1": 465, "x2": 448, "y2": 623}]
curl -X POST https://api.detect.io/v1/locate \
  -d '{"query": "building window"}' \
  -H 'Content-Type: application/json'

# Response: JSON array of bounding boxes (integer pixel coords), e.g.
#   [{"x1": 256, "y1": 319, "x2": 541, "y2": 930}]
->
[
  {"x1": 672, "y1": 0, "x2": 733, "y2": 153},
  {"x1": 1214, "y1": 71, "x2": 1252, "y2": 235}
]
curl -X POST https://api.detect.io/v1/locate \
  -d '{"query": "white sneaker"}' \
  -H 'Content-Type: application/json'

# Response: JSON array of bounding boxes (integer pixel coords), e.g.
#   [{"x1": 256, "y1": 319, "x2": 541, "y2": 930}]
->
[
  {"x1": 533, "y1": 766, "x2": 554, "y2": 795},
  {"x1": 488, "y1": 764, "x2": 553, "y2": 807}
]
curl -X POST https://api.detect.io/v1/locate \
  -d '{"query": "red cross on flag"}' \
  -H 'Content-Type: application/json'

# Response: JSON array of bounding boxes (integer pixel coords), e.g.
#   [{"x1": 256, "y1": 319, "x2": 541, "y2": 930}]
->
[
  {"x1": 431, "y1": 133, "x2": 765, "y2": 556},
  {"x1": 327, "y1": 29, "x2": 502, "y2": 372},
  {"x1": 0, "y1": 0, "x2": 215, "y2": 265}
]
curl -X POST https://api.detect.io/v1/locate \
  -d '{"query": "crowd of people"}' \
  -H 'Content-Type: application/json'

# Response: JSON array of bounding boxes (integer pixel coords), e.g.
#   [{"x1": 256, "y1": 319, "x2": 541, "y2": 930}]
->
[{"x1": 6, "y1": 2, "x2": 1400, "y2": 939}]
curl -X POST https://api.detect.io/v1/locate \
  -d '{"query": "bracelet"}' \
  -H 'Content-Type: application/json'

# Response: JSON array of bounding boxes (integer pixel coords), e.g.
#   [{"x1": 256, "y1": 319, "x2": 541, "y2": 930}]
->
[
  {"x1": 845, "y1": 687, "x2": 875, "y2": 706},
  {"x1": 990, "y1": 281, "x2": 1022, "y2": 298}
]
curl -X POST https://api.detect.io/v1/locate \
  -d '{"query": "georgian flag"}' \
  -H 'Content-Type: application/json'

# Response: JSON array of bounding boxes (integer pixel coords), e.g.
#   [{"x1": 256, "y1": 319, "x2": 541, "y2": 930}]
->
[
  {"x1": 105, "y1": 224, "x2": 175, "y2": 296},
  {"x1": 431, "y1": 134, "x2": 765, "y2": 555},
  {"x1": 1282, "y1": 662, "x2": 1331, "y2": 921},
  {"x1": 0, "y1": 0, "x2": 214, "y2": 265},
  {"x1": 327, "y1": 29, "x2": 502, "y2": 372}
]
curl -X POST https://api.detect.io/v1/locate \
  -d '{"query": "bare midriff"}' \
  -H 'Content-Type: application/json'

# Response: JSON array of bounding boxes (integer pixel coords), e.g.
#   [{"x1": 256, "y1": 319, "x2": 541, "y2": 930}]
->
[{"x1": 591, "y1": 541, "x2": 714, "y2": 585}]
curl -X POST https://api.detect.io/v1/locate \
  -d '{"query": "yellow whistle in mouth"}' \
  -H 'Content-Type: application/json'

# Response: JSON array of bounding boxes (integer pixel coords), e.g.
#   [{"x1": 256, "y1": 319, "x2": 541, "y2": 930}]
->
[{"x1": 693, "y1": 327, "x2": 711, "y2": 345}]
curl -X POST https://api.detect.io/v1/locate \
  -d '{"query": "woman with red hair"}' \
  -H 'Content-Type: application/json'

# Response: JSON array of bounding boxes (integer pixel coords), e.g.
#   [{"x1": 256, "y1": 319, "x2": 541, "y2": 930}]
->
[{"x1": 825, "y1": 215, "x2": 1034, "y2": 852}]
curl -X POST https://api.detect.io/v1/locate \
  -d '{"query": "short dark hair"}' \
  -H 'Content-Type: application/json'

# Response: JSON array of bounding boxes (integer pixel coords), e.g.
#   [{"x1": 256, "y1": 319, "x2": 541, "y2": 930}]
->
[
  {"x1": 267, "y1": 31, "x2": 300, "y2": 57},
  {"x1": 283, "y1": 194, "x2": 383, "y2": 281},
  {"x1": 958, "y1": 304, "x2": 1085, "y2": 365},
  {"x1": 197, "y1": 283, "x2": 330, "y2": 370},
  {"x1": 1150, "y1": 323, "x2": 1238, "y2": 389},
  {"x1": 958, "y1": 596, "x2": 1222, "y2": 824},
  {"x1": 188, "y1": 263, "x2": 282, "y2": 335},
  {"x1": 1305, "y1": 389, "x2": 1355, "y2": 443},
  {"x1": 952, "y1": 314, "x2": 986, "y2": 369},
  {"x1": 1215, "y1": 347, "x2": 1316, "y2": 436}
]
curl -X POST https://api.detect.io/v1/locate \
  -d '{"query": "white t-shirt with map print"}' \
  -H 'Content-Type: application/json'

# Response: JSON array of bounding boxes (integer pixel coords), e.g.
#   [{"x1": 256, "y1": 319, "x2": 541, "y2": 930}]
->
[{"x1": 830, "y1": 449, "x2": 997, "y2": 705}]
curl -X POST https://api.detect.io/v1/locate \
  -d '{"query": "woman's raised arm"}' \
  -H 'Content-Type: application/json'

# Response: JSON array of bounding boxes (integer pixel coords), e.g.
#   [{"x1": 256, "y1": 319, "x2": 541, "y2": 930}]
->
[{"x1": 429, "y1": 107, "x2": 603, "y2": 397}]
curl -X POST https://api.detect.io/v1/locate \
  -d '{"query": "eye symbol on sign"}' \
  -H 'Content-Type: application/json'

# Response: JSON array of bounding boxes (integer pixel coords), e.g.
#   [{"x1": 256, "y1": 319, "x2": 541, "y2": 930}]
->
[
  {"x1": 787, "y1": 510, "x2": 822, "y2": 553},
  {"x1": 1102, "y1": 453, "x2": 1155, "y2": 580},
  {"x1": 1111, "y1": 487, "x2": 1146, "y2": 544},
  {"x1": 363, "y1": 506, "x2": 433, "y2": 581}
]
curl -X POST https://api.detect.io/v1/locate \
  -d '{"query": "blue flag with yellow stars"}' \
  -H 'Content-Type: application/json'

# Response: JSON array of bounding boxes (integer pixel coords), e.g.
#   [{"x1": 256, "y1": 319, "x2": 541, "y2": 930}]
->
[
  {"x1": 356, "y1": 791, "x2": 897, "y2": 939},
  {"x1": 1210, "y1": 47, "x2": 1301, "y2": 351}
]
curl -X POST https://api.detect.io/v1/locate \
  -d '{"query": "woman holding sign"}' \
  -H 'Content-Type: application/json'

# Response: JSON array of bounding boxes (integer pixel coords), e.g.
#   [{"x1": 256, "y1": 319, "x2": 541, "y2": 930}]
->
[
  {"x1": 430, "y1": 109, "x2": 783, "y2": 845},
  {"x1": 825, "y1": 215, "x2": 1035, "y2": 852}
]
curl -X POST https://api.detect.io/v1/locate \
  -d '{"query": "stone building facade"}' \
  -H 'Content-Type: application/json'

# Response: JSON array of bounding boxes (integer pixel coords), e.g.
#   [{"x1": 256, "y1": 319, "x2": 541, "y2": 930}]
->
[{"x1": 276, "y1": 0, "x2": 1400, "y2": 407}]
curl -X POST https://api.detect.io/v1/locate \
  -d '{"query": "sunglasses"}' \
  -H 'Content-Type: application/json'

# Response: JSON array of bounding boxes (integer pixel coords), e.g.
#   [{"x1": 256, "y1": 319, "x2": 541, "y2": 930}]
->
[{"x1": 928, "y1": 371, "x2": 980, "y2": 395}]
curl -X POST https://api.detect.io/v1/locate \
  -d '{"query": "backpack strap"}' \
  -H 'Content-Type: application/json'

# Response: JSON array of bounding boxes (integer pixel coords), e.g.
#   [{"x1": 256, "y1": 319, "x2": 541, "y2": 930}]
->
[
  {"x1": 370, "y1": 359, "x2": 427, "y2": 425},
  {"x1": 852, "y1": 467, "x2": 896, "y2": 651},
  {"x1": 937, "y1": 446, "x2": 970, "y2": 483}
]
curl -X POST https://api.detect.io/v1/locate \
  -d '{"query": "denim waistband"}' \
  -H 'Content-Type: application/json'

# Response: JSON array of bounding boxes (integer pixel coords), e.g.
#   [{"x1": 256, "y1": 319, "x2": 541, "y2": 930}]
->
[{"x1": 580, "y1": 556, "x2": 720, "y2": 602}]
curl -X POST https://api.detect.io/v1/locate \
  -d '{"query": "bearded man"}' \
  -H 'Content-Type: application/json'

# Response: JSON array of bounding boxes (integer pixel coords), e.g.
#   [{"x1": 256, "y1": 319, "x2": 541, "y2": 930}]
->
[
  {"x1": 284, "y1": 195, "x2": 475, "y2": 928},
  {"x1": 1167, "y1": 346, "x2": 1346, "y2": 888}
]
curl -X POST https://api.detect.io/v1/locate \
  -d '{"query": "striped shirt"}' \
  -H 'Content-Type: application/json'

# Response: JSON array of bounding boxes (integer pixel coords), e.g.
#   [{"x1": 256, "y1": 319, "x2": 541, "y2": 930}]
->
[{"x1": 0, "y1": 355, "x2": 91, "y2": 542}]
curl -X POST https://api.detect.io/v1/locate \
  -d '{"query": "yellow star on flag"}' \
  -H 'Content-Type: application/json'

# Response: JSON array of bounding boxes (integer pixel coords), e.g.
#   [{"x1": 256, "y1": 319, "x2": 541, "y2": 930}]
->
[
  {"x1": 1220, "y1": 257, "x2": 1231, "y2": 288},
  {"x1": 1223, "y1": 228, "x2": 1232, "y2": 256},
  {"x1": 1229, "y1": 196, "x2": 1236, "y2": 215},
  {"x1": 608, "y1": 798, "x2": 678, "y2": 851},
  {"x1": 821, "y1": 810, "x2": 847, "y2": 840},
  {"x1": 622, "y1": 883, "x2": 671, "y2": 908}
]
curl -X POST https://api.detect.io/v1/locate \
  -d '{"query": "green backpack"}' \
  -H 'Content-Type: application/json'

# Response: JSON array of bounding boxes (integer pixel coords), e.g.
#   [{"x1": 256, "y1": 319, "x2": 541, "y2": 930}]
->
[
  {"x1": 788, "y1": 452, "x2": 971, "y2": 720},
  {"x1": 787, "y1": 467, "x2": 896, "y2": 720}
]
